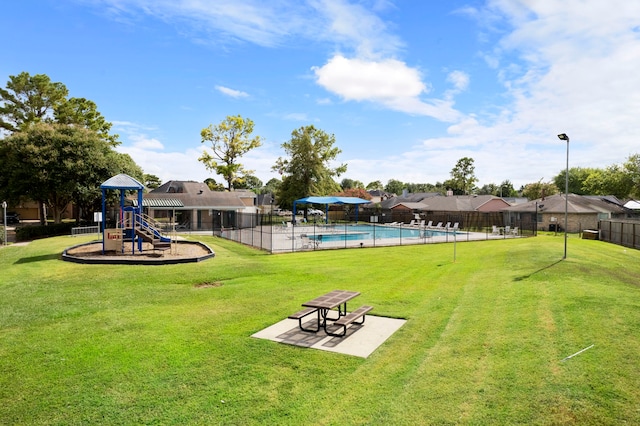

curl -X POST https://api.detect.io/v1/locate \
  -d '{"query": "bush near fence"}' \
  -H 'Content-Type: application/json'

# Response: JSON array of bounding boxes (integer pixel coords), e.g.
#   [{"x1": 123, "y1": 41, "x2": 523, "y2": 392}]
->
[{"x1": 15, "y1": 223, "x2": 75, "y2": 242}]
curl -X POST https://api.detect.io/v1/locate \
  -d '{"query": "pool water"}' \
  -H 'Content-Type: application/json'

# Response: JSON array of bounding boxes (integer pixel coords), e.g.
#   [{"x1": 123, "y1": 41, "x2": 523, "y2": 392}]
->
[{"x1": 308, "y1": 225, "x2": 453, "y2": 242}]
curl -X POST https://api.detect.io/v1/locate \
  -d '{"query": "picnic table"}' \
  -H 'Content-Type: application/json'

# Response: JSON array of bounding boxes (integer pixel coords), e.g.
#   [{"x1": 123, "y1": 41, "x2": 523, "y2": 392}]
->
[{"x1": 289, "y1": 290, "x2": 372, "y2": 337}]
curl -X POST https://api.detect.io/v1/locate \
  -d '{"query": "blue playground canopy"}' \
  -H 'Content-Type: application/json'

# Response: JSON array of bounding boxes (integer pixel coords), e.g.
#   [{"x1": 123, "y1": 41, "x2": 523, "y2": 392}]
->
[{"x1": 293, "y1": 196, "x2": 371, "y2": 223}]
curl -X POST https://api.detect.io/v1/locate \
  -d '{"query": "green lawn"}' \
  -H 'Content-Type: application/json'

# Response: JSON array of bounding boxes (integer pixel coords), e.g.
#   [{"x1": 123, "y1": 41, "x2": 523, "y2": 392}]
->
[{"x1": 1, "y1": 233, "x2": 639, "y2": 425}]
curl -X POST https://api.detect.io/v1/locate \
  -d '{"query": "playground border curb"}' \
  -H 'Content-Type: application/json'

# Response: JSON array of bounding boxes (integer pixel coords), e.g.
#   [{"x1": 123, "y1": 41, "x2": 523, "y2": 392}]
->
[{"x1": 62, "y1": 240, "x2": 215, "y2": 265}]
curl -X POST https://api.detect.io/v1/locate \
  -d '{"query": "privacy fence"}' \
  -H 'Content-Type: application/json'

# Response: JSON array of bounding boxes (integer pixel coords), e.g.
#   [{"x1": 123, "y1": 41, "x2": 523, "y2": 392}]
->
[
  {"x1": 599, "y1": 219, "x2": 640, "y2": 250},
  {"x1": 203, "y1": 210, "x2": 536, "y2": 253}
]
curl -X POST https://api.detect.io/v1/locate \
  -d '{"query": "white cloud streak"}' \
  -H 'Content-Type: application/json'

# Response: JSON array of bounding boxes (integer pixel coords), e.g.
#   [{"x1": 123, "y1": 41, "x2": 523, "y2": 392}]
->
[{"x1": 215, "y1": 85, "x2": 249, "y2": 98}]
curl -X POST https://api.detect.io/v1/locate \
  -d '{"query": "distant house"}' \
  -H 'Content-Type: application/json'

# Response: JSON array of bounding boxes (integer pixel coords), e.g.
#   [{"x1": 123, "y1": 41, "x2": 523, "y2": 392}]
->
[
  {"x1": 143, "y1": 181, "x2": 257, "y2": 231},
  {"x1": 363, "y1": 192, "x2": 510, "y2": 226},
  {"x1": 376, "y1": 193, "x2": 510, "y2": 213},
  {"x1": 366, "y1": 189, "x2": 393, "y2": 204},
  {"x1": 501, "y1": 193, "x2": 629, "y2": 233}
]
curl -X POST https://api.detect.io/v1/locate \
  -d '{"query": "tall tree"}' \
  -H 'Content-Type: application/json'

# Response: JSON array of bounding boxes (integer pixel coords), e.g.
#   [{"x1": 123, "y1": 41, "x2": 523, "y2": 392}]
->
[
  {"x1": 499, "y1": 180, "x2": 516, "y2": 197},
  {"x1": 623, "y1": 154, "x2": 640, "y2": 198},
  {"x1": 0, "y1": 72, "x2": 124, "y2": 223},
  {"x1": 199, "y1": 115, "x2": 262, "y2": 191},
  {"x1": 384, "y1": 179, "x2": 405, "y2": 195},
  {"x1": 233, "y1": 174, "x2": 263, "y2": 191},
  {"x1": 449, "y1": 157, "x2": 478, "y2": 195},
  {"x1": 521, "y1": 180, "x2": 559, "y2": 200},
  {"x1": 0, "y1": 72, "x2": 68, "y2": 133},
  {"x1": 553, "y1": 167, "x2": 598, "y2": 195},
  {"x1": 204, "y1": 178, "x2": 225, "y2": 192},
  {"x1": 582, "y1": 164, "x2": 633, "y2": 199},
  {"x1": 262, "y1": 178, "x2": 282, "y2": 195},
  {"x1": 477, "y1": 183, "x2": 499, "y2": 196},
  {"x1": 144, "y1": 173, "x2": 163, "y2": 190},
  {"x1": 54, "y1": 97, "x2": 119, "y2": 146},
  {"x1": 366, "y1": 180, "x2": 383, "y2": 190},
  {"x1": 0, "y1": 123, "x2": 124, "y2": 223},
  {"x1": 272, "y1": 125, "x2": 346, "y2": 208},
  {"x1": 341, "y1": 178, "x2": 364, "y2": 190}
]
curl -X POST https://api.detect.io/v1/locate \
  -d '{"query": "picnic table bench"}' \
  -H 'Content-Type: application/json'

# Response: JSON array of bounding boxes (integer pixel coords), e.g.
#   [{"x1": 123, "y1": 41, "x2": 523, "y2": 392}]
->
[
  {"x1": 290, "y1": 290, "x2": 373, "y2": 337},
  {"x1": 327, "y1": 305, "x2": 373, "y2": 337},
  {"x1": 288, "y1": 307, "x2": 319, "y2": 332}
]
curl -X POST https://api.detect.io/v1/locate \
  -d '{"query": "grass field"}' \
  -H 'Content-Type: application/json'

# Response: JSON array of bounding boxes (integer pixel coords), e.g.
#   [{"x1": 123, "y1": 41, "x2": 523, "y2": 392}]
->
[{"x1": 1, "y1": 233, "x2": 639, "y2": 425}]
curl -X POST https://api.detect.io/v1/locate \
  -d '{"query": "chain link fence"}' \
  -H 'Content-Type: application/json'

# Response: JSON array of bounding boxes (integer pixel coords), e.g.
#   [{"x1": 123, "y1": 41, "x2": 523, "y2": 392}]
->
[{"x1": 201, "y1": 210, "x2": 536, "y2": 253}]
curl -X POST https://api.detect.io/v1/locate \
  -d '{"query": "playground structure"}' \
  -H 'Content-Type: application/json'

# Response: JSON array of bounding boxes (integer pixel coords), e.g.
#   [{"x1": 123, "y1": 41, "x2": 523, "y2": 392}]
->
[{"x1": 100, "y1": 174, "x2": 176, "y2": 255}]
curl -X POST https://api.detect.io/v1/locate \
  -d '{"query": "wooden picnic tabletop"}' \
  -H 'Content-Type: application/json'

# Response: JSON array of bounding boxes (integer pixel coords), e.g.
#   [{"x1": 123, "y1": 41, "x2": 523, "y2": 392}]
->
[{"x1": 302, "y1": 290, "x2": 360, "y2": 309}]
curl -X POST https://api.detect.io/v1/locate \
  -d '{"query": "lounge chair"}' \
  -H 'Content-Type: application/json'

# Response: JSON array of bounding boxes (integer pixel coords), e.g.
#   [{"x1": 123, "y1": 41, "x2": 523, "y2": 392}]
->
[
  {"x1": 434, "y1": 222, "x2": 444, "y2": 230},
  {"x1": 444, "y1": 222, "x2": 451, "y2": 230},
  {"x1": 452, "y1": 222, "x2": 459, "y2": 231},
  {"x1": 491, "y1": 225, "x2": 500, "y2": 235},
  {"x1": 299, "y1": 234, "x2": 318, "y2": 249},
  {"x1": 418, "y1": 220, "x2": 425, "y2": 228},
  {"x1": 511, "y1": 226, "x2": 518, "y2": 236},
  {"x1": 504, "y1": 225, "x2": 511, "y2": 235},
  {"x1": 408, "y1": 220, "x2": 416, "y2": 226},
  {"x1": 425, "y1": 220, "x2": 433, "y2": 228}
]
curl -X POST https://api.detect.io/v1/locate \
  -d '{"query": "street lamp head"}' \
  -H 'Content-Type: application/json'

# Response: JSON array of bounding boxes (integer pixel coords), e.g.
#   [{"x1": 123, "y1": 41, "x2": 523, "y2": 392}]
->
[{"x1": 557, "y1": 133, "x2": 569, "y2": 141}]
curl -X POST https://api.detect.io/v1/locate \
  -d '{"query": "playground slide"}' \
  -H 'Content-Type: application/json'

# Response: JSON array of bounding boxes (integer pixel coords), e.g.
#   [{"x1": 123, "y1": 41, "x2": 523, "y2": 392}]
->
[{"x1": 139, "y1": 218, "x2": 171, "y2": 242}]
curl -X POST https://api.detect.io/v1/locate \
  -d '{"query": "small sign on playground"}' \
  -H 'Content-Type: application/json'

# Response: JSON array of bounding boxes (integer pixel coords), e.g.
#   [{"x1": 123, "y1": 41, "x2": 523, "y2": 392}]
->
[{"x1": 104, "y1": 229, "x2": 123, "y2": 251}]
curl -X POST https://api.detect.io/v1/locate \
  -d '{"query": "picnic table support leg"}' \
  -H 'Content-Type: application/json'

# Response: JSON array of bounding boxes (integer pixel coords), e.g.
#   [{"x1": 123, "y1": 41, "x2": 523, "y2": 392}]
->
[
  {"x1": 291, "y1": 308, "x2": 320, "y2": 333},
  {"x1": 299, "y1": 309, "x2": 320, "y2": 333},
  {"x1": 324, "y1": 306, "x2": 372, "y2": 337}
]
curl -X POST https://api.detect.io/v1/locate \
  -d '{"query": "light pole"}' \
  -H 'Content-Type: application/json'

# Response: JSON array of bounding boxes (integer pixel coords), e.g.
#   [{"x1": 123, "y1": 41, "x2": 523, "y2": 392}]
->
[
  {"x1": 557, "y1": 133, "x2": 569, "y2": 259},
  {"x1": 2, "y1": 201, "x2": 7, "y2": 246}
]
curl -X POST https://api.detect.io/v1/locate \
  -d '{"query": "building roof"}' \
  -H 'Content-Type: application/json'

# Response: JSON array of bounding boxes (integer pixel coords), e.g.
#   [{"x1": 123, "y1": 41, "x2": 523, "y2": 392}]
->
[
  {"x1": 501, "y1": 193, "x2": 628, "y2": 214},
  {"x1": 378, "y1": 192, "x2": 441, "y2": 209},
  {"x1": 381, "y1": 193, "x2": 508, "y2": 212},
  {"x1": 145, "y1": 181, "x2": 247, "y2": 209}
]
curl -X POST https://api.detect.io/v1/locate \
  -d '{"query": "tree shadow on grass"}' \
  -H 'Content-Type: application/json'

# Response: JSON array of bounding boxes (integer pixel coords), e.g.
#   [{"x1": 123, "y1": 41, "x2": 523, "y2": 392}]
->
[
  {"x1": 14, "y1": 253, "x2": 60, "y2": 264},
  {"x1": 513, "y1": 260, "x2": 564, "y2": 282}
]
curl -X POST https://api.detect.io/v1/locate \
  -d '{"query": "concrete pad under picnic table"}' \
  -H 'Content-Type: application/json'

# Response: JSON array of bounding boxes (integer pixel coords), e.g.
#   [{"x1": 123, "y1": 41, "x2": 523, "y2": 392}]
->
[{"x1": 252, "y1": 315, "x2": 406, "y2": 358}]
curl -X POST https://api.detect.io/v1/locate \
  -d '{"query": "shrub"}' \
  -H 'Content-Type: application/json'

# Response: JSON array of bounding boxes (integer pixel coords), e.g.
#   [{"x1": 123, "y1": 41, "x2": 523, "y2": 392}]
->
[{"x1": 15, "y1": 223, "x2": 75, "y2": 241}]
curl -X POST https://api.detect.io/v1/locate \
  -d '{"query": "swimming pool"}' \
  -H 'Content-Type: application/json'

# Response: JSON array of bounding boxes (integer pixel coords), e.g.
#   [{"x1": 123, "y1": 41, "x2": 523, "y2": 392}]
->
[{"x1": 308, "y1": 224, "x2": 454, "y2": 242}]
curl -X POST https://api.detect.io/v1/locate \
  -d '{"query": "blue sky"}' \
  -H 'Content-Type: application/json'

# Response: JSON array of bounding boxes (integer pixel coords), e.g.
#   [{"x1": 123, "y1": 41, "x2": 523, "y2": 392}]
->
[{"x1": 3, "y1": 1, "x2": 640, "y2": 190}]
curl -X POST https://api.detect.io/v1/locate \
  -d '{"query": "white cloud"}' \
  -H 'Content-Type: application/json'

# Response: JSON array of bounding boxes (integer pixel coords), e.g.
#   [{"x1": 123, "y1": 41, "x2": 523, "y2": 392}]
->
[
  {"x1": 446, "y1": 70, "x2": 470, "y2": 93},
  {"x1": 215, "y1": 85, "x2": 249, "y2": 98},
  {"x1": 313, "y1": 55, "x2": 462, "y2": 122},
  {"x1": 129, "y1": 134, "x2": 164, "y2": 150},
  {"x1": 309, "y1": 0, "x2": 403, "y2": 58},
  {"x1": 90, "y1": 0, "x2": 402, "y2": 53},
  {"x1": 314, "y1": 55, "x2": 426, "y2": 100}
]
